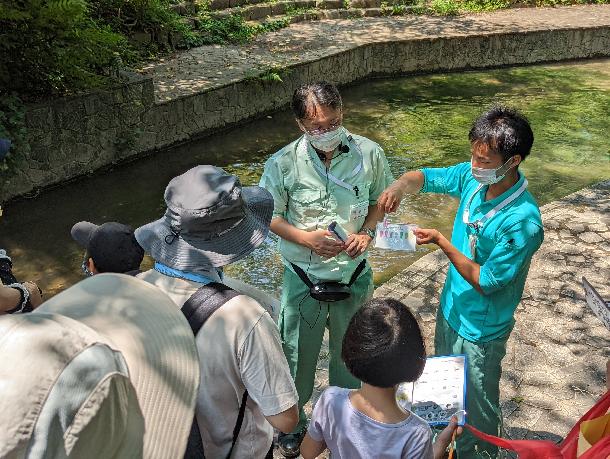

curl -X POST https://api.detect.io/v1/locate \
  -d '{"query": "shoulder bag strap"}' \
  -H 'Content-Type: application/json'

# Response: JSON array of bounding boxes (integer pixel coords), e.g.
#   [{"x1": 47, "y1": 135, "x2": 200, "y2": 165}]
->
[
  {"x1": 181, "y1": 282, "x2": 240, "y2": 334},
  {"x1": 226, "y1": 390, "x2": 249, "y2": 459},
  {"x1": 182, "y1": 282, "x2": 242, "y2": 459}
]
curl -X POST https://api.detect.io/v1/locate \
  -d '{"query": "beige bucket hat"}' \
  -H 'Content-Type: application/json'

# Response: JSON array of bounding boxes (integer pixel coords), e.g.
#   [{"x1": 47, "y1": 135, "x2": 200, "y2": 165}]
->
[{"x1": 0, "y1": 273, "x2": 199, "y2": 458}]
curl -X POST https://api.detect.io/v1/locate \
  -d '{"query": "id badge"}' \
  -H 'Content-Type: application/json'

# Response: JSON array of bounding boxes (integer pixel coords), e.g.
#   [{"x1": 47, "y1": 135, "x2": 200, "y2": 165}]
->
[
  {"x1": 349, "y1": 200, "x2": 368, "y2": 221},
  {"x1": 468, "y1": 234, "x2": 477, "y2": 260}
]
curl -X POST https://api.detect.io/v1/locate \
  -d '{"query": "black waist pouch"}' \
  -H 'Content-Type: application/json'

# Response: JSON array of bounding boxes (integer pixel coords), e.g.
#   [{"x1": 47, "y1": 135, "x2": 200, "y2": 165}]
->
[{"x1": 290, "y1": 260, "x2": 366, "y2": 302}]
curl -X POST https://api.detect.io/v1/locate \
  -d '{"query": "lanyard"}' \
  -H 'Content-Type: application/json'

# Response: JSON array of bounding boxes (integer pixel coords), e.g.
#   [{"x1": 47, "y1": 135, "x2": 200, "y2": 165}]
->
[
  {"x1": 299, "y1": 134, "x2": 364, "y2": 193},
  {"x1": 462, "y1": 178, "x2": 529, "y2": 232},
  {"x1": 154, "y1": 262, "x2": 222, "y2": 283}
]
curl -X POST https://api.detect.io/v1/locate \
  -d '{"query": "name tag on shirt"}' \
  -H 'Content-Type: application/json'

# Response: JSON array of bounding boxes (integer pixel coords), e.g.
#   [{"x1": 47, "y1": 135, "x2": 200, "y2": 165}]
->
[{"x1": 349, "y1": 201, "x2": 368, "y2": 221}]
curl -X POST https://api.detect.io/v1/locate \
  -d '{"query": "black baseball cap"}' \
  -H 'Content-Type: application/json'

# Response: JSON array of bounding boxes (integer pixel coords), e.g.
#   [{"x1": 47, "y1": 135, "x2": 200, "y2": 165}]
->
[{"x1": 71, "y1": 221, "x2": 144, "y2": 273}]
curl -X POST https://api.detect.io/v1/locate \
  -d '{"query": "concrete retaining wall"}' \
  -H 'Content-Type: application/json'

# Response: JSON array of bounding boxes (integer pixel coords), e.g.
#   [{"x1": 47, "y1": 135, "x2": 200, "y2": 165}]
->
[{"x1": 2, "y1": 25, "x2": 610, "y2": 201}]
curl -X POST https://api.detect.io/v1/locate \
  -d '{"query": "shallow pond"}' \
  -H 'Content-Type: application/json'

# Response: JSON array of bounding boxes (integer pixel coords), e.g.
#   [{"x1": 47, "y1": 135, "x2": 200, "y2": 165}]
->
[{"x1": 1, "y1": 59, "x2": 609, "y2": 297}]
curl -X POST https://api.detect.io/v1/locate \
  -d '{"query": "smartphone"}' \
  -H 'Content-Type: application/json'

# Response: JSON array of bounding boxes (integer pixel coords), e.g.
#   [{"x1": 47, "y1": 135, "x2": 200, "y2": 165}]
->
[{"x1": 328, "y1": 221, "x2": 348, "y2": 243}]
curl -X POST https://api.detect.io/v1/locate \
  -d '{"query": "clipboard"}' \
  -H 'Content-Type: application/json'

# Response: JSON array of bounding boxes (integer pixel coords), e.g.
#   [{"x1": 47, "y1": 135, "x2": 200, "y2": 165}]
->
[{"x1": 396, "y1": 354, "x2": 467, "y2": 426}]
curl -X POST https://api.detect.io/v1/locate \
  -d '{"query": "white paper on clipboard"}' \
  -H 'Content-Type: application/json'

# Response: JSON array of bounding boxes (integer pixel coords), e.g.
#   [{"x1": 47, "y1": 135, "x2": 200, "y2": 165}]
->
[{"x1": 396, "y1": 355, "x2": 467, "y2": 426}]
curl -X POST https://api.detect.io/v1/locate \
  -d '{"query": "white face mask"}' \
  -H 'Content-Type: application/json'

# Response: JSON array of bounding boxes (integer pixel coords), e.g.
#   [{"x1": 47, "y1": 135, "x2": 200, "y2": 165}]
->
[
  {"x1": 471, "y1": 156, "x2": 517, "y2": 185},
  {"x1": 305, "y1": 126, "x2": 345, "y2": 152}
]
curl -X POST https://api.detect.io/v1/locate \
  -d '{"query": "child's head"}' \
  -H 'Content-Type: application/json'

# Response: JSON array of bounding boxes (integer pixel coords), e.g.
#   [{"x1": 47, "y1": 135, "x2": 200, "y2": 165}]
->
[{"x1": 342, "y1": 298, "x2": 426, "y2": 388}]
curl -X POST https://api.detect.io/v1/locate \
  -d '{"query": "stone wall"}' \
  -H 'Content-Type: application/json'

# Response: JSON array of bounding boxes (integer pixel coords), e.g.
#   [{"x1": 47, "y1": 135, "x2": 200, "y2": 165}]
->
[
  {"x1": 2, "y1": 74, "x2": 155, "y2": 200},
  {"x1": 3, "y1": 25, "x2": 610, "y2": 201}
]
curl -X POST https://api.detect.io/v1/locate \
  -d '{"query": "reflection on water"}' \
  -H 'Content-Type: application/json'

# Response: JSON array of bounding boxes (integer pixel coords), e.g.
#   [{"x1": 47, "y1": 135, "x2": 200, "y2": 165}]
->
[{"x1": 1, "y1": 59, "x2": 609, "y2": 297}]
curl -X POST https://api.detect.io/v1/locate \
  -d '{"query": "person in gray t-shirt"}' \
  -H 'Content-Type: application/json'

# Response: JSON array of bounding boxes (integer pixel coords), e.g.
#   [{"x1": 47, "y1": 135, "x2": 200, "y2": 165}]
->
[{"x1": 301, "y1": 298, "x2": 461, "y2": 459}]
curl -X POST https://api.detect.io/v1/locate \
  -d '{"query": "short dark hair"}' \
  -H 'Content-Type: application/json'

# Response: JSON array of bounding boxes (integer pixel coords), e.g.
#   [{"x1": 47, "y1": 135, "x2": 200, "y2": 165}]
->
[
  {"x1": 468, "y1": 105, "x2": 534, "y2": 162},
  {"x1": 342, "y1": 298, "x2": 426, "y2": 388},
  {"x1": 292, "y1": 81, "x2": 342, "y2": 120}
]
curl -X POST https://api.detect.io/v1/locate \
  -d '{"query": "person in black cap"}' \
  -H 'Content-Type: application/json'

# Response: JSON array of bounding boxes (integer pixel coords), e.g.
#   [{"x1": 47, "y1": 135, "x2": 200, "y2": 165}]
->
[{"x1": 71, "y1": 221, "x2": 145, "y2": 276}]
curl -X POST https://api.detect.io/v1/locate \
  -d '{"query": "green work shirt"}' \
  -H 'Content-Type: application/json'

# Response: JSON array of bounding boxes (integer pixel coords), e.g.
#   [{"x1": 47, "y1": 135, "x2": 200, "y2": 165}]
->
[
  {"x1": 259, "y1": 131, "x2": 394, "y2": 283},
  {"x1": 421, "y1": 162, "x2": 544, "y2": 342}
]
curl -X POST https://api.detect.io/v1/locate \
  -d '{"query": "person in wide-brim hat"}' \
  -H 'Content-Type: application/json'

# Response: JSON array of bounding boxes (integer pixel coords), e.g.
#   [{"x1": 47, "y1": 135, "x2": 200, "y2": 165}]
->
[
  {"x1": 135, "y1": 165, "x2": 273, "y2": 273},
  {"x1": 0, "y1": 273, "x2": 199, "y2": 459},
  {"x1": 135, "y1": 165, "x2": 300, "y2": 458}
]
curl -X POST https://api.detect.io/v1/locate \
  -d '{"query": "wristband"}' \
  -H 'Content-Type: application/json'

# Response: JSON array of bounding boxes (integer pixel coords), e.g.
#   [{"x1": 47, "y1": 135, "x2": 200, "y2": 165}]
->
[
  {"x1": 6, "y1": 283, "x2": 30, "y2": 314},
  {"x1": 358, "y1": 227, "x2": 376, "y2": 239}
]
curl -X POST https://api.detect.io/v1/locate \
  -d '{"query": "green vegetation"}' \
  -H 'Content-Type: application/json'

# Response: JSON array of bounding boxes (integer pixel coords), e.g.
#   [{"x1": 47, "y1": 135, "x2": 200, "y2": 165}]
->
[
  {"x1": 384, "y1": 0, "x2": 607, "y2": 16},
  {"x1": 245, "y1": 65, "x2": 291, "y2": 82},
  {"x1": 196, "y1": 13, "x2": 290, "y2": 45},
  {"x1": 0, "y1": 96, "x2": 28, "y2": 172},
  {"x1": 0, "y1": 0, "x2": 296, "y2": 100},
  {"x1": 428, "y1": 0, "x2": 460, "y2": 14},
  {"x1": 0, "y1": 0, "x2": 129, "y2": 98}
]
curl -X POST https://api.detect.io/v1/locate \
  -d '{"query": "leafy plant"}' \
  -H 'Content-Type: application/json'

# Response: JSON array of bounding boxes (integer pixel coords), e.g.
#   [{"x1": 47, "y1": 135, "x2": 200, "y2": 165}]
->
[
  {"x1": 90, "y1": 0, "x2": 186, "y2": 34},
  {"x1": 462, "y1": 0, "x2": 510, "y2": 11},
  {"x1": 197, "y1": 13, "x2": 257, "y2": 44},
  {"x1": 428, "y1": 0, "x2": 459, "y2": 15},
  {"x1": 245, "y1": 65, "x2": 290, "y2": 83},
  {"x1": 381, "y1": 0, "x2": 418, "y2": 16},
  {"x1": 0, "y1": 95, "x2": 29, "y2": 173},
  {"x1": 196, "y1": 12, "x2": 292, "y2": 45},
  {"x1": 0, "y1": 0, "x2": 130, "y2": 98}
]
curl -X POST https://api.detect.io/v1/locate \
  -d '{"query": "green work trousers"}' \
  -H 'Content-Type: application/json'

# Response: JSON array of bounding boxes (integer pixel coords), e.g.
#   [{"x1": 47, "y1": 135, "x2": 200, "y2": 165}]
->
[
  {"x1": 435, "y1": 307, "x2": 510, "y2": 459},
  {"x1": 279, "y1": 266, "x2": 374, "y2": 432}
]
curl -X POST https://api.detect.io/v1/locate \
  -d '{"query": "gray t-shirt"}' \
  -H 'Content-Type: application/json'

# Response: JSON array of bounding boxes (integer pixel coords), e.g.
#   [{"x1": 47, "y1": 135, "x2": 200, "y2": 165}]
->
[{"x1": 308, "y1": 387, "x2": 434, "y2": 459}]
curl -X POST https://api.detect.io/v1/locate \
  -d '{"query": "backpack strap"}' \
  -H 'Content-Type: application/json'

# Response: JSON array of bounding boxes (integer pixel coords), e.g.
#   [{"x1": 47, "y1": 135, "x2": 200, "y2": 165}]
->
[
  {"x1": 181, "y1": 282, "x2": 240, "y2": 334},
  {"x1": 181, "y1": 282, "x2": 247, "y2": 459}
]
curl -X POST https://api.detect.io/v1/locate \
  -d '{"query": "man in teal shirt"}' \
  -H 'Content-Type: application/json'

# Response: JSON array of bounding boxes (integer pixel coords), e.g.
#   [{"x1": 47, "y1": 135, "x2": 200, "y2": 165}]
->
[
  {"x1": 379, "y1": 106, "x2": 544, "y2": 458},
  {"x1": 260, "y1": 82, "x2": 393, "y2": 457}
]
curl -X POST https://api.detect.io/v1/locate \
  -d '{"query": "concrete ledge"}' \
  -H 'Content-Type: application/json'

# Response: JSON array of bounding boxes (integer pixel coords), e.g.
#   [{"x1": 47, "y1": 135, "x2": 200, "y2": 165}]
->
[{"x1": 3, "y1": 6, "x2": 610, "y2": 202}]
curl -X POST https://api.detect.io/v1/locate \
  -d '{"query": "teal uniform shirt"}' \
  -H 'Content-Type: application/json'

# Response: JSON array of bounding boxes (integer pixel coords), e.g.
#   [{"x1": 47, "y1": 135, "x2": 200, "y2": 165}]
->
[
  {"x1": 421, "y1": 162, "x2": 544, "y2": 342},
  {"x1": 260, "y1": 131, "x2": 394, "y2": 283}
]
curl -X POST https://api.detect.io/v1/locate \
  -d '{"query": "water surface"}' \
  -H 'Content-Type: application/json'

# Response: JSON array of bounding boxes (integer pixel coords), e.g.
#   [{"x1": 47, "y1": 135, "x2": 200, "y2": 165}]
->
[{"x1": 1, "y1": 59, "x2": 609, "y2": 296}]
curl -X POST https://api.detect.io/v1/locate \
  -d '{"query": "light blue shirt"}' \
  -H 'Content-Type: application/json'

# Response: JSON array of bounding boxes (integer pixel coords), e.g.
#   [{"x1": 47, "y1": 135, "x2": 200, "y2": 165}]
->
[
  {"x1": 307, "y1": 387, "x2": 433, "y2": 459},
  {"x1": 421, "y1": 162, "x2": 544, "y2": 342}
]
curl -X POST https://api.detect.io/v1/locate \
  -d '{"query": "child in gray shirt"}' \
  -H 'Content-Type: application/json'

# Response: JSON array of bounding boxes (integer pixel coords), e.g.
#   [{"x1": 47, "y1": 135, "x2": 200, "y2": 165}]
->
[{"x1": 301, "y1": 298, "x2": 460, "y2": 459}]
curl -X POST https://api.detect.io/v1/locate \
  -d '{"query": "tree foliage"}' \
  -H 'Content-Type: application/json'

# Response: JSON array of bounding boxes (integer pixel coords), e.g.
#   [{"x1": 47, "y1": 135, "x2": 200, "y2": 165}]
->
[{"x1": 0, "y1": 0, "x2": 129, "y2": 98}]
